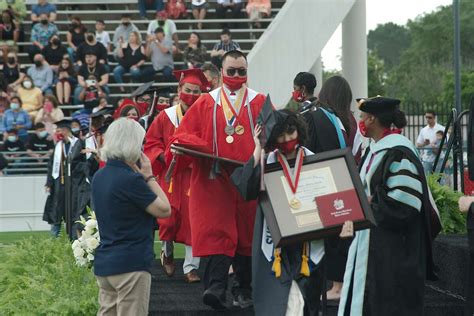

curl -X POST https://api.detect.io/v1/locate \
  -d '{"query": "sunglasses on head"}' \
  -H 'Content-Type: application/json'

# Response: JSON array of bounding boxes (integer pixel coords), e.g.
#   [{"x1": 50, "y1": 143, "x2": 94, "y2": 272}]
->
[{"x1": 226, "y1": 67, "x2": 247, "y2": 76}]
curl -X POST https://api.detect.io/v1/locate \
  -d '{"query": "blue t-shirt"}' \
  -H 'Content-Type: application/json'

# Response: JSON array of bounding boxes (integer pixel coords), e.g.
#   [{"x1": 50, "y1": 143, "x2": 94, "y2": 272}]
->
[
  {"x1": 92, "y1": 159, "x2": 157, "y2": 276},
  {"x1": 31, "y1": 2, "x2": 57, "y2": 16}
]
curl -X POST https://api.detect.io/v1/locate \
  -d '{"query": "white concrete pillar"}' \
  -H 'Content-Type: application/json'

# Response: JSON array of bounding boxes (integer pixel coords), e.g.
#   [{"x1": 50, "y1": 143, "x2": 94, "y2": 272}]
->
[
  {"x1": 342, "y1": 0, "x2": 367, "y2": 113},
  {"x1": 309, "y1": 56, "x2": 323, "y2": 96}
]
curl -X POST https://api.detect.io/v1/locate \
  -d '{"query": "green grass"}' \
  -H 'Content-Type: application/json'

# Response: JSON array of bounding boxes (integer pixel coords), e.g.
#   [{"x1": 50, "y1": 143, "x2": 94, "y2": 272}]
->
[{"x1": 0, "y1": 230, "x2": 185, "y2": 259}]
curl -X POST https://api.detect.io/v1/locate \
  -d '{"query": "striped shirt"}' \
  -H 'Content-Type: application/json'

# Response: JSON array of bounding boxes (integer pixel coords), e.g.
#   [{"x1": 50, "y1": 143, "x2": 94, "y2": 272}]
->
[{"x1": 212, "y1": 40, "x2": 240, "y2": 52}]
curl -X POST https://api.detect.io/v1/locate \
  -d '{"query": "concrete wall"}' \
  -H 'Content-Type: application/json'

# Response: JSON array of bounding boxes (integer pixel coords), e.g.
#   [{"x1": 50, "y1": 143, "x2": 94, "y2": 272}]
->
[
  {"x1": 248, "y1": 0, "x2": 357, "y2": 107},
  {"x1": 0, "y1": 176, "x2": 49, "y2": 232}
]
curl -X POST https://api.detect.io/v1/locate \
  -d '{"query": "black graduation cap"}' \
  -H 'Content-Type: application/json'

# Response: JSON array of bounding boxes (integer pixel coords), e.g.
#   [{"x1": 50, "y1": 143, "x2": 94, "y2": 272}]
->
[
  {"x1": 90, "y1": 107, "x2": 116, "y2": 118},
  {"x1": 95, "y1": 117, "x2": 114, "y2": 135},
  {"x1": 356, "y1": 96, "x2": 401, "y2": 114},
  {"x1": 256, "y1": 95, "x2": 288, "y2": 149},
  {"x1": 130, "y1": 81, "x2": 155, "y2": 98},
  {"x1": 54, "y1": 119, "x2": 72, "y2": 129}
]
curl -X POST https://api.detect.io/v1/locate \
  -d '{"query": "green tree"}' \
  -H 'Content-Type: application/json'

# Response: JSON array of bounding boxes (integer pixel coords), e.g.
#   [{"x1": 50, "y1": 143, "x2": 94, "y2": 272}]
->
[
  {"x1": 368, "y1": 22, "x2": 411, "y2": 71},
  {"x1": 368, "y1": 51, "x2": 386, "y2": 97}
]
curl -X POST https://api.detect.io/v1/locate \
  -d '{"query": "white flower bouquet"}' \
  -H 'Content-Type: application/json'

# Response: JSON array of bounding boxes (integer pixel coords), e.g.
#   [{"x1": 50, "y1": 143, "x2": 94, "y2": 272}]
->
[{"x1": 72, "y1": 209, "x2": 100, "y2": 267}]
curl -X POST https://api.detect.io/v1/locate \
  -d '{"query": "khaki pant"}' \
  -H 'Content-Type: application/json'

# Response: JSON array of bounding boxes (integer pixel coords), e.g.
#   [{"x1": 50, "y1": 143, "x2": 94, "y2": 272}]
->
[{"x1": 96, "y1": 271, "x2": 151, "y2": 316}]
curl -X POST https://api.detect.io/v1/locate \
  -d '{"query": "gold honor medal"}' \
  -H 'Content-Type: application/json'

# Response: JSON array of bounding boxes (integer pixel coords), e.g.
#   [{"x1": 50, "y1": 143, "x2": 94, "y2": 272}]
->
[
  {"x1": 235, "y1": 125, "x2": 245, "y2": 135},
  {"x1": 226, "y1": 135, "x2": 234, "y2": 144},
  {"x1": 289, "y1": 197, "x2": 302, "y2": 210}
]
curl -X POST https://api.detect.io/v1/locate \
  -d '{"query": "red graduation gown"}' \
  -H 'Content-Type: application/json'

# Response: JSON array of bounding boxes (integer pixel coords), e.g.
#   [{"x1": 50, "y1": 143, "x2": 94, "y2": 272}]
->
[
  {"x1": 144, "y1": 105, "x2": 192, "y2": 245},
  {"x1": 169, "y1": 87, "x2": 266, "y2": 257}
]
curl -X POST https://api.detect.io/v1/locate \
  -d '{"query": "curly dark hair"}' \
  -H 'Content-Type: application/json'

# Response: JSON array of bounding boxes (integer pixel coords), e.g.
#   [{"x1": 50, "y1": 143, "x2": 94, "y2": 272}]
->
[{"x1": 266, "y1": 109, "x2": 308, "y2": 150}]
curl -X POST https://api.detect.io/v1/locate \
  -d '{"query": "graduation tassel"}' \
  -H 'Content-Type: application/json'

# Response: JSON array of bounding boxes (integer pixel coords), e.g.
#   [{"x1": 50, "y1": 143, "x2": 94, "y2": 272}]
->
[
  {"x1": 272, "y1": 248, "x2": 282, "y2": 278},
  {"x1": 168, "y1": 178, "x2": 173, "y2": 193},
  {"x1": 300, "y1": 242, "x2": 310, "y2": 277}
]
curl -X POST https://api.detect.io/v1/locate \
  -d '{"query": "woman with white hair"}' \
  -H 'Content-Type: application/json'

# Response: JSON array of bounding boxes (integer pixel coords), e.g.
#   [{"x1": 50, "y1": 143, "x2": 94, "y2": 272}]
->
[{"x1": 91, "y1": 118, "x2": 171, "y2": 316}]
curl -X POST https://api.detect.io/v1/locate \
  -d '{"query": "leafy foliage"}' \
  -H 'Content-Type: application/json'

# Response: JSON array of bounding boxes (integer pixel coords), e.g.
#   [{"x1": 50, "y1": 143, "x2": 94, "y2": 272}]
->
[
  {"x1": 0, "y1": 234, "x2": 98, "y2": 315},
  {"x1": 427, "y1": 173, "x2": 466, "y2": 234}
]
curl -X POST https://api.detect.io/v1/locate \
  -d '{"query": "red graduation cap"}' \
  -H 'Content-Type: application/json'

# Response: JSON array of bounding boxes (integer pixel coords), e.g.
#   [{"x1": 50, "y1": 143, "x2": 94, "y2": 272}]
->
[{"x1": 173, "y1": 68, "x2": 210, "y2": 92}]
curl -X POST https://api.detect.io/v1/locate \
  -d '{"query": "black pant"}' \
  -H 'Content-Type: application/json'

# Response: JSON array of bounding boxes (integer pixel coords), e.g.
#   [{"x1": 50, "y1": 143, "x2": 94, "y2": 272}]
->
[
  {"x1": 203, "y1": 254, "x2": 252, "y2": 300},
  {"x1": 216, "y1": 3, "x2": 243, "y2": 28},
  {"x1": 466, "y1": 211, "x2": 474, "y2": 315}
]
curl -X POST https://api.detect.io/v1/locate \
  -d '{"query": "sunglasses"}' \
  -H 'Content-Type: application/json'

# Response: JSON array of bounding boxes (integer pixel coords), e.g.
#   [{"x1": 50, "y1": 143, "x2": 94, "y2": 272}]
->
[
  {"x1": 226, "y1": 67, "x2": 247, "y2": 76},
  {"x1": 425, "y1": 116, "x2": 434, "y2": 119}
]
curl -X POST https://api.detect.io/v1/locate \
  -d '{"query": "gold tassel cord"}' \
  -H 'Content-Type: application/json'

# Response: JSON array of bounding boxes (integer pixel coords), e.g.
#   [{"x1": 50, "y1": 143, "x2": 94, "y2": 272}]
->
[
  {"x1": 300, "y1": 242, "x2": 310, "y2": 277},
  {"x1": 168, "y1": 178, "x2": 173, "y2": 193},
  {"x1": 272, "y1": 248, "x2": 282, "y2": 278}
]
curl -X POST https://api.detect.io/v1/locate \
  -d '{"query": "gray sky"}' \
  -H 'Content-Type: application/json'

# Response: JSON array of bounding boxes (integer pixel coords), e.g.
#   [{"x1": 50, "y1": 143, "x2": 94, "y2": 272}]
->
[{"x1": 321, "y1": 0, "x2": 452, "y2": 70}]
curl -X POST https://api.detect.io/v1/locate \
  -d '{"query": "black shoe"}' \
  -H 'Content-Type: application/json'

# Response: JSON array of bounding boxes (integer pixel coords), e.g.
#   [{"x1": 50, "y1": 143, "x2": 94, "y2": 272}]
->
[
  {"x1": 232, "y1": 292, "x2": 253, "y2": 309},
  {"x1": 203, "y1": 289, "x2": 227, "y2": 311}
]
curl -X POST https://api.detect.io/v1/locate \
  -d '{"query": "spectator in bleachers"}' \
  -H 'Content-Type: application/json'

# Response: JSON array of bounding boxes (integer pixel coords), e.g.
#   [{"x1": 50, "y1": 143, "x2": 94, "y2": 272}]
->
[
  {"x1": 0, "y1": 9, "x2": 21, "y2": 57},
  {"x1": 216, "y1": 0, "x2": 243, "y2": 28},
  {"x1": 2, "y1": 96, "x2": 31, "y2": 142},
  {"x1": 34, "y1": 95, "x2": 64, "y2": 136},
  {"x1": 76, "y1": 32, "x2": 109, "y2": 71},
  {"x1": 191, "y1": 0, "x2": 208, "y2": 30},
  {"x1": 18, "y1": 75, "x2": 43, "y2": 119},
  {"x1": 113, "y1": 14, "x2": 139, "y2": 51},
  {"x1": 79, "y1": 74, "x2": 104, "y2": 112},
  {"x1": 42, "y1": 34, "x2": 68, "y2": 72},
  {"x1": 210, "y1": 29, "x2": 240, "y2": 69},
  {"x1": 114, "y1": 31, "x2": 148, "y2": 92},
  {"x1": 74, "y1": 51, "x2": 109, "y2": 106},
  {"x1": 2, "y1": 51, "x2": 25, "y2": 92},
  {"x1": 146, "y1": 27, "x2": 174, "y2": 82},
  {"x1": 95, "y1": 20, "x2": 111, "y2": 53},
  {"x1": 26, "y1": 122, "x2": 53, "y2": 161},
  {"x1": 183, "y1": 32, "x2": 207, "y2": 69},
  {"x1": 92, "y1": 96, "x2": 108, "y2": 113},
  {"x1": 246, "y1": 0, "x2": 271, "y2": 28},
  {"x1": 66, "y1": 15, "x2": 87, "y2": 61},
  {"x1": 0, "y1": 98, "x2": 6, "y2": 140},
  {"x1": 201, "y1": 62, "x2": 221, "y2": 90},
  {"x1": 166, "y1": 0, "x2": 187, "y2": 19},
  {"x1": 2, "y1": 128, "x2": 25, "y2": 161},
  {"x1": 31, "y1": 0, "x2": 56, "y2": 24},
  {"x1": 28, "y1": 12, "x2": 58, "y2": 61},
  {"x1": 0, "y1": 0, "x2": 27, "y2": 23},
  {"x1": 146, "y1": 11, "x2": 179, "y2": 53},
  {"x1": 27, "y1": 53, "x2": 53, "y2": 95},
  {"x1": 55, "y1": 57, "x2": 76, "y2": 105},
  {"x1": 120, "y1": 105, "x2": 140, "y2": 121},
  {"x1": 138, "y1": 0, "x2": 164, "y2": 19}
]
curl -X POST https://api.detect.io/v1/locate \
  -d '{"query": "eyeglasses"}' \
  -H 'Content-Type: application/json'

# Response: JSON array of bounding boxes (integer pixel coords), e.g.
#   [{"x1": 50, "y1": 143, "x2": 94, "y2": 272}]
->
[
  {"x1": 226, "y1": 67, "x2": 247, "y2": 76},
  {"x1": 137, "y1": 97, "x2": 152, "y2": 102},
  {"x1": 425, "y1": 116, "x2": 434, "y2": 119}
]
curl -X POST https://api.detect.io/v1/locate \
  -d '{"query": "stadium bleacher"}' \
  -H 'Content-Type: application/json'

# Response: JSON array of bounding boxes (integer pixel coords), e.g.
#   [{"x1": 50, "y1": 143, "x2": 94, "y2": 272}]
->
[{"x1": 1, "y1": 1, "x2": 285, "y2": 175}]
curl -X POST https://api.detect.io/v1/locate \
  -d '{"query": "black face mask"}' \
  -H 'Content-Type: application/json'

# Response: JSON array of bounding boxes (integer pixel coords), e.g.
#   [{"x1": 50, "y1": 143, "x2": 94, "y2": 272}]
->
[
  {"x1": 7, "y1": 57, "x2": 15, "y2": 65},
  {"x1": 40, "y1": 19, "x2": 48, "y2": 25},
  {"x1": 158, "y1": 20, "x2": 165, "y2": 26},
  {"x1": 122, "y1": 22, "x2": 130, "y2": 27},
  {"x1": 86, "y1": 35, "x2": 94, "y2": 42},
  {"x1": 52, "y1": 38, "x2": 60, "y2": 46},
  {"x1": 34, "y1": 60, "x2": 43, "y2": 67},
  {"x1": 71, "y1": 22, "x2": 79, "y2": 28}
]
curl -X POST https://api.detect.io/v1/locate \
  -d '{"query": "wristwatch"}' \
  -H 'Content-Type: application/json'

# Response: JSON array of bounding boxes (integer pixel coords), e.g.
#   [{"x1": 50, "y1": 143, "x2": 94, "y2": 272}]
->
[{"x1": 145, "y1": 175, "x2": 156, "y2": 183}]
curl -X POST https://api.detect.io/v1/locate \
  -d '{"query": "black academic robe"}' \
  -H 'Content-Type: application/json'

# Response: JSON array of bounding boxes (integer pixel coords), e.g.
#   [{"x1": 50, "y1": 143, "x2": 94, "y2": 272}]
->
[
  {"x1": 466, "y1": 206, "x2": 474, "y2": 315},
  {"x1": 341, "y1": 142, "x2": 431, "y2": 316},
  {"x1": 231, "y1": 155, "x2": 324, "y2": 316},
  {"x1": 43, "y1": 140, "x2": 89, "y2": 226},
  {"x1": 303, "y1": 105, "x2": 350, "y2": 282}
]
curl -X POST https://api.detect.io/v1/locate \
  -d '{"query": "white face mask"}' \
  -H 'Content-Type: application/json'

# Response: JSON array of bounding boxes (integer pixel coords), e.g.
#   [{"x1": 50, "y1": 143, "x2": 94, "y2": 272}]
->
[
  {"x1": 23, "y1": 81, "x2": 32, "y2": 89},
  {"x1": 7, "y1": 135, "x2": 17, "y2": 142}
]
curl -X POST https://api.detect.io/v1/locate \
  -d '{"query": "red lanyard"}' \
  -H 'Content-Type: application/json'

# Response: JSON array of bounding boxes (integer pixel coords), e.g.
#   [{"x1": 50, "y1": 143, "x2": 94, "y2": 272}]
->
[{"x1": 276, "y1": 148, "x2": 304, "y2": 194}]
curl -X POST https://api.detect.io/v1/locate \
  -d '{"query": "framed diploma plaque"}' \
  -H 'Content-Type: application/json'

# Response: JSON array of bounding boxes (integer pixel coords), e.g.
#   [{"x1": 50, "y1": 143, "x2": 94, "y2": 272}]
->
[{"x1": 261, "y1": 148, "x2": 375, "y2": 247}]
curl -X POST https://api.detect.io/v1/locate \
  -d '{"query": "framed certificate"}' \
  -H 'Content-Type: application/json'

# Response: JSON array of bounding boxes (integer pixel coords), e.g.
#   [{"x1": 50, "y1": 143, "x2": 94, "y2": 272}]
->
[{"x1": 261, "y1": 148, "x2": 375, "y2": 247}]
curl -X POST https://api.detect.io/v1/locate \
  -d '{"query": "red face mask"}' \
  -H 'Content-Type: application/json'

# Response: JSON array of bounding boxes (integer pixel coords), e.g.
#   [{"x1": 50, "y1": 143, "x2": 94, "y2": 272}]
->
[
  {"x1": 56, "y1": 133, "x2": 64, "y2": 142},
  {"x1": 277, "y1": 139, "x2": 299, "y2": 155},
  {"x1": 292, "y1": 90, "x2": 303, "y2": 102},
  {"x1": 223, "y1": 75, "x2": 247, "y2": 91},
  {"x1": 180, "y1": 92, "x2": 200, "y2": 107},
  {"x1": 358, "y1": 119, "x2": 369, "y2": 137},
  {"x1": 156, "y1": 102, "x2": 169, "y2": 111}
]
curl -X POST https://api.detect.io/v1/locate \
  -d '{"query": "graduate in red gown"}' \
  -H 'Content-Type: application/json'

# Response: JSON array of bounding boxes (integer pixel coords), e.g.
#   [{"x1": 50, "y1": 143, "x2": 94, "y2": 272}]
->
[
  {"x1": 144, "y1": 68, "x2": 209, "y2": 284},
  {"x1": 167, "y1": 50, "x2": 267, "y2": 310}
]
